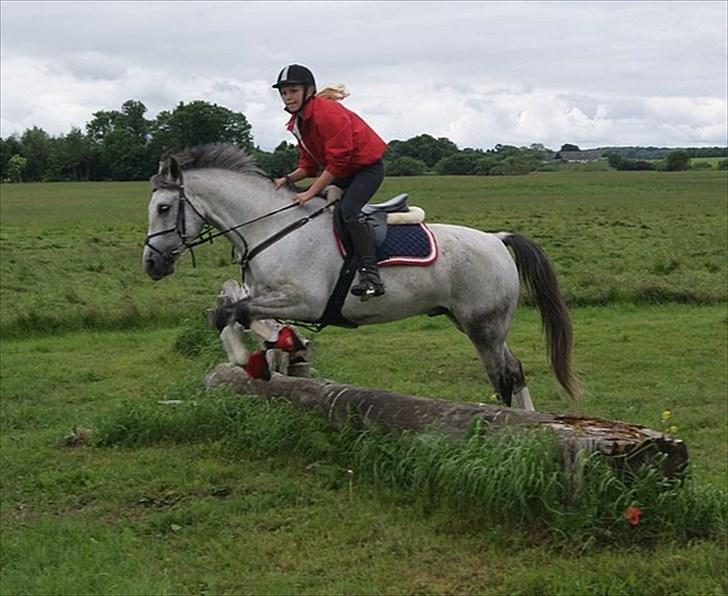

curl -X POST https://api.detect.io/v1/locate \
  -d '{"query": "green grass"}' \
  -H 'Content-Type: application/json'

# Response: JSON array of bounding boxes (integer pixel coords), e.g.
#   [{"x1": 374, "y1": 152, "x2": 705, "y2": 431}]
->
[
  {"x1": 1, "y1": 173, "x2": 727, "y2": 594},
  {"x1": 2, "y1": 307, "x2": 727, "y2": 594},
  {"x1": 92, "y1": 386, "x2": 725, "y2": 545},
  {"x1": 0, "y1": 319, "x2": 725, "y2": 594},
  {"x1": 690, "y1": 157, "x2": 725, "y2": 168},
  {"x1": 1, "y1": 171, "x2": 726, "y2": 337},
  {"x1": 306, "y1": 305, "x2": 728, "y2": 487}
]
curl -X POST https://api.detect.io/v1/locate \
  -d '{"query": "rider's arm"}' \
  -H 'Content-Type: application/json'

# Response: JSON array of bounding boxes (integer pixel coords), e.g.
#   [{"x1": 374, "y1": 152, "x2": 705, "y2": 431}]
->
[
  {"x1": 274, "y1": 167, "x2": 308, "y2": 189},
  {"x1": 285, "y1": 168, "x2": 308, "y2": 183},
  {"x1": 304, "y1": 169, "x2": 336, "y2": 197}
]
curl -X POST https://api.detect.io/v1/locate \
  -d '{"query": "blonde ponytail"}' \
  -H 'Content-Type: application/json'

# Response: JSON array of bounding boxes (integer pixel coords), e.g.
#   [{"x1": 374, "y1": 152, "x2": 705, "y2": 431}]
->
[{"x1": 316, "y1": 84, "x2": 350, "y2": 101}]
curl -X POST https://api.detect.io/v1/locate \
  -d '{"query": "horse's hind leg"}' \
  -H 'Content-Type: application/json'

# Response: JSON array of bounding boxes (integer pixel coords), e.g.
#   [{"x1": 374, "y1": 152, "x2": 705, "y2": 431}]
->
[
  {"x1": 504, "y1": 345, "x2": 535, "y2": 411},
  {"x1": 460, "y1": 316, "x2": 515, "y2": 407},
  {"x1": 458, "y1": 314, "x2": 535, "y2": 411}
]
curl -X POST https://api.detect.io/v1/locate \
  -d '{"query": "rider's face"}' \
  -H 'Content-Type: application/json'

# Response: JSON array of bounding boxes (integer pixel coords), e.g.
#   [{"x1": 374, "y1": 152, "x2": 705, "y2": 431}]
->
[{"x1": 279, "y1": 85, "x2": 308, "y2": 112}]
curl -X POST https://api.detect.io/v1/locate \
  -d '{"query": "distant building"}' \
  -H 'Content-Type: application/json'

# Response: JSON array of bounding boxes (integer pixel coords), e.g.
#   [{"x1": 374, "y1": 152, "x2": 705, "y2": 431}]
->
[{"x1": 553, "y1": 149, "x2": 605, "y2": 162}]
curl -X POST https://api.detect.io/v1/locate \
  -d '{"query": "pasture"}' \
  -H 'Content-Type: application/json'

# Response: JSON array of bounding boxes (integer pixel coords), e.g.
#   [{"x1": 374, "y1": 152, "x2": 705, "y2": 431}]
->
[
  {"x1": 690, "y1": 157, "x2": 726, "y2": 168},
  {"x1": 1, "y1": 171, "x2": 726, "y2": 594}
]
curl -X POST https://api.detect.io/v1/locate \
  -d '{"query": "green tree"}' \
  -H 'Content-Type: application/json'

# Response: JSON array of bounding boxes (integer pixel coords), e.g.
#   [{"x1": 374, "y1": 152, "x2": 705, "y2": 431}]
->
[
  {"x1": 560, "y1": 143, "x2": 580, "y2": 152},
  {"x1": 472, "y1": 155, "x2": 498, "y2": 175},
  {"x1": 386, "y1": 134, "x2": 459, "y2": 168},
  {"x1": 386, "y1": 156, "x2": 427, "y2": 176},
  {"x1": 6, "y1": 154, "x2": 27, "y2": 182},
  {"x1": 47, "y1": 127, "x2": 93, "y2": 181},
  {"x1": 0, "y1": 135, "x2": 23, "y2": 180},
  {"x1": 253, "y1": 141, "x2": 298, "y2": 177},
  {"x1": 20, "y1": 126, "x2": 51, "y2": 181},
  {"x1": 87, "y1": 100, "x2": 152, "y2": 180},
  {"x1": 435, "y1": 153, "x2": 483, "y2": 175},
  {"x1": 489, "y1": 155, "x2": 534, "y2": 176},
  {"x1": 149, "y1": 100, "x2": 253, "y2": 158},
  {"x1": 490, "y1": 144, "x2": 521, "y2": 158},
  {"x1": 121, "y1": 99, "x2": 149, "y2": 140},
  {"x1": 605, "y1": 151, "x2": 623, "y2": 169},
  {"x1": 664, "y1": 150, "x2": 690, "y2": 171}
]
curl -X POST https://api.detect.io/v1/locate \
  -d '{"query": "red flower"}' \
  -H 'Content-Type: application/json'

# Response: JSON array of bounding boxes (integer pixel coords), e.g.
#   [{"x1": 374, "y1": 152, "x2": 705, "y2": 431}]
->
[{"x1": 624, "y1": 506, "x2": 642, "y2": 526}]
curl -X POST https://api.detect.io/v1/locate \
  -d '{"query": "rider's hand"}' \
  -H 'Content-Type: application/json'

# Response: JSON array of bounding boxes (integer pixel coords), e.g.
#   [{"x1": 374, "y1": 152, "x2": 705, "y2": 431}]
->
[
  {"x1": 294, "y1": 190, "x2": 315, "y2": 205},
  {"x1": 273, "y1": 177, "x2": 288, "y2": 190}
]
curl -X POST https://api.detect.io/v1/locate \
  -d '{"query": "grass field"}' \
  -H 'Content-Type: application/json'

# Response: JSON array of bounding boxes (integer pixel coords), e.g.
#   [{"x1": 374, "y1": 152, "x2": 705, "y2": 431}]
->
[
  {"x1": 1, "y1": 171, "x2": 726, "y2": 337},
  {"x1": 690, "y1": 157, "x2": 726, "y2": 168},
  {"x1": 1, "y1": 170, "x2": 727, "y2": 594}
]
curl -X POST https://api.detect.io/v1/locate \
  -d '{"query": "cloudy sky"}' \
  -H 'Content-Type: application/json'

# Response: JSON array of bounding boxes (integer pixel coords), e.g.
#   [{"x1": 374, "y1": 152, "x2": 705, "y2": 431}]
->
[{"x1": 1, "y1": 1, "x2": 726, "y2": 151}]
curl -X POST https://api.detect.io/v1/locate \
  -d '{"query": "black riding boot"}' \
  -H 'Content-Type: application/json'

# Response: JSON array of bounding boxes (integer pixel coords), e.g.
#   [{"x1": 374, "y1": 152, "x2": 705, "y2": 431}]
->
[{"x1": 347, "y1": 216, "x2": 385, "y2": 299}]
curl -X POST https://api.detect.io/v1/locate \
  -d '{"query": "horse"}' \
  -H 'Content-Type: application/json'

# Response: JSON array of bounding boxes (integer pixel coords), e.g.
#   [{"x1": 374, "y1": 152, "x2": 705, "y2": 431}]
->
[{"x1": 142, "y1": 144, "x2": 582, "y2": 410}]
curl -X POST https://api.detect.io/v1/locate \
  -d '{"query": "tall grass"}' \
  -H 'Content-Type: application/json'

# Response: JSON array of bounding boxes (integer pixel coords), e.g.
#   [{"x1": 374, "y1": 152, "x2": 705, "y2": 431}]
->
[
  {"x1": 94, "y1": 385, "x2": 727, "y2": 549},
  {"x1": 0, "y1": 304, "x2": 186, "y2": 340}
]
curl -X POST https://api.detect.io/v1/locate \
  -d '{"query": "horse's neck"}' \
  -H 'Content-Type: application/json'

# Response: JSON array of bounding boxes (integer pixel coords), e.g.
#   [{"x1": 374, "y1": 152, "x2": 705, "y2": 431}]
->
[
  {"x1": 186, "y1": 169, "x2": 336, "y2": 267},
  {"x1": 187, "y1": 170, "x2": 300, "y2": 245}
]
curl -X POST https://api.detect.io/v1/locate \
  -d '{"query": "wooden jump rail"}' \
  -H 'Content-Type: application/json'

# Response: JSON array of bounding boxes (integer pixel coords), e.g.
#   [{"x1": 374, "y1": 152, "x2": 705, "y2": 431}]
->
[{"x1": 204, "y1": 364, "x2": 688, "y2": 477}]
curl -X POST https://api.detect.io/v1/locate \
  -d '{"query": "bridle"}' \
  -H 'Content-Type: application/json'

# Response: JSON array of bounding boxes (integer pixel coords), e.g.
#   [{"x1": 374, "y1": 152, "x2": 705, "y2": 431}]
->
[
  {"x1": 143, "y1": 169, "x2": 336, "y2": 275},
  {"x1": 143, "y1": 173, "x2": 214, "y2": 268}
]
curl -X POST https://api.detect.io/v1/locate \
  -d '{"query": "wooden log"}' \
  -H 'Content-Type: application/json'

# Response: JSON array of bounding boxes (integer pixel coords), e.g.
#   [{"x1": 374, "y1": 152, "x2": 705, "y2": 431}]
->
[{"x1": 204, "y1": 364, "x2": 688, "y2": 477}]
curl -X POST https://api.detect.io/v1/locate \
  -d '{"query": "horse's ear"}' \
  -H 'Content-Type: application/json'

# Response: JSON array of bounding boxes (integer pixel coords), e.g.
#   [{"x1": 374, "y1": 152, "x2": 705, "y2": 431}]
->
[{"x1": 168, "y1": 157, "x2": 181, "y2": 182}]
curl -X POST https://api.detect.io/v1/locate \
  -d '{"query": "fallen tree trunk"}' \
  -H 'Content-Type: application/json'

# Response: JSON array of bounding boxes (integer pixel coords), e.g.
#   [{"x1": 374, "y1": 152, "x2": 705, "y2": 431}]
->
[{"x1": 204, "y1": 364, "x2": 688, "y2": 477}]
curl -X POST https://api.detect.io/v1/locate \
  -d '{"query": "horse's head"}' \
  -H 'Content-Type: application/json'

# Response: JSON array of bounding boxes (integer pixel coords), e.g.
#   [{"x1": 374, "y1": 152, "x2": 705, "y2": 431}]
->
[{"x1": 142, "y1": 157, "x2": 207, "y2": 280}]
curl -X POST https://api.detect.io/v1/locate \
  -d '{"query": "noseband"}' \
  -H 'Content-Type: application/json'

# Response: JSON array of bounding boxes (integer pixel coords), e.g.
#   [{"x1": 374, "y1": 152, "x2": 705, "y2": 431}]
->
[{"x1": 143, "y1": 171, "x2": 212, "y2": 268}]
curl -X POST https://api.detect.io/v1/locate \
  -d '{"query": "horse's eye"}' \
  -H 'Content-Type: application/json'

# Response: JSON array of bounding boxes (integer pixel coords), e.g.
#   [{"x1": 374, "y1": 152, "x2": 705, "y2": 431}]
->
[{"x1": 157, "y1": 204, "x2": 171, "y2": 215}]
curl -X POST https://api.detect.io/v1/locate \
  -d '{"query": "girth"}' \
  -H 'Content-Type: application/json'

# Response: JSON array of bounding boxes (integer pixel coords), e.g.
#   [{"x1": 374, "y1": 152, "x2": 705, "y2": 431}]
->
[{"x1": 315, "y1": 255, "x2": 359, "y2": 329}]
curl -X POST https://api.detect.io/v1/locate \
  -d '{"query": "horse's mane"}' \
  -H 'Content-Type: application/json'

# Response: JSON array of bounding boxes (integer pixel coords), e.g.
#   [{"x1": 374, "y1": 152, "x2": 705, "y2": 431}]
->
[{"x1": 151, "y1": 143, "x2": 269, "y2": 188}]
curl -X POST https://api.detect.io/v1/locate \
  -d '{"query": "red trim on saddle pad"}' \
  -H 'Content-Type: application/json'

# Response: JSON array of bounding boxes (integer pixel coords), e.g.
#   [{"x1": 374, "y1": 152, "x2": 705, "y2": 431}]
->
[{"x1": 334, "y1": 223, "x2": 439, "y2": 267}]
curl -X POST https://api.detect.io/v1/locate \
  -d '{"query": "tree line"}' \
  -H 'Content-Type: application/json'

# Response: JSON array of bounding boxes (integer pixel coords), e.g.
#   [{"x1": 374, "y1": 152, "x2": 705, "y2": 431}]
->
[
  {"x1": 0, "y1": 100, "x2": 254, "y2": 183},
  {"x1": 1, "y1": 99, "x2": 726, "y2": 182},
  {"x1": 604, "y1": 151, "x2": 728, "y2": 172}
]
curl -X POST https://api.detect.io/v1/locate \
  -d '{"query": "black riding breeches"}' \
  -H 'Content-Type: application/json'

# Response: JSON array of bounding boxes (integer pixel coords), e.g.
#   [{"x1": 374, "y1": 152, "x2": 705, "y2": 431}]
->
[{"x1": 334, "y1": 159, "x2": 384, "y2": 224}]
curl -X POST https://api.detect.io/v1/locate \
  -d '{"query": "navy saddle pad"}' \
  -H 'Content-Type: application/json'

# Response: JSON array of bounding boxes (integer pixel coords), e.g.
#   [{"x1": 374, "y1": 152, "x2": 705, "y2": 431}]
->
[{"x1": 336, "y1": 223, "x2": 438, "y2": 267}]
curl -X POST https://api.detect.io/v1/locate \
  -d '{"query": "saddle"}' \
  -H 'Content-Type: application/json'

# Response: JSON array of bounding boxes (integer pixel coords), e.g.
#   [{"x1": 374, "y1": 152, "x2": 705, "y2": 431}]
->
[
  {"x1": 324, "y1": 185, "x2": 425, "y2": 247},
  {"x1": 316, "y1": 186, "x2": 437, "y2": 329}
]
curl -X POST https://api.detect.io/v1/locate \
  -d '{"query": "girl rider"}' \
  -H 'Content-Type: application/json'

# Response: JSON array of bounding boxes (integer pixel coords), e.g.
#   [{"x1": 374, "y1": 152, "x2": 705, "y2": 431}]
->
[{"x1": 272, "y1": 64, "x2": 387, "y2": 299}]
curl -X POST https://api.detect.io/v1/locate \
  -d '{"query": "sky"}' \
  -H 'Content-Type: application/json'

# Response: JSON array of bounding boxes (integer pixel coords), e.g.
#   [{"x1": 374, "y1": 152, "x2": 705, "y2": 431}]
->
[{"x1": 1, "y1": 1, "x2": 726, "y2": 151}]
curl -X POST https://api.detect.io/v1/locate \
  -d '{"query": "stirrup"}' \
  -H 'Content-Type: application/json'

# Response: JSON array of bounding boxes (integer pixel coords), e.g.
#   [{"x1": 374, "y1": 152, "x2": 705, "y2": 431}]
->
[{"x1": 351, "y1": 269, "x2": 385, "y2": 300}]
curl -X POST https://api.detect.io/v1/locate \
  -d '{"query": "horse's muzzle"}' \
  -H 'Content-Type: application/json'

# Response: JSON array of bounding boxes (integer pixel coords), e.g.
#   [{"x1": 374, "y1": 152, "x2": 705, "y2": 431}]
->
[{"x1": 143, "y1": 247, "x2": 175, "y2": 280}]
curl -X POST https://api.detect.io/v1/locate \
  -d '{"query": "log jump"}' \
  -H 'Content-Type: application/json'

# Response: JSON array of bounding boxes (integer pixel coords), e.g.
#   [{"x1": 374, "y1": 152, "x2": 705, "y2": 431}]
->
[{"x1": 204, "y1": 364, "x2": 688, "y2": 477}]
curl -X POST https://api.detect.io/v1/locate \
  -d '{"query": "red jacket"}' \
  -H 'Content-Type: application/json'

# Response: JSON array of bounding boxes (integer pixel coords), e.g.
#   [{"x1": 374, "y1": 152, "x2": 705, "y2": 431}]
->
[{"x1": 286, "y1": 96, "x2": 387, "y2": 179}]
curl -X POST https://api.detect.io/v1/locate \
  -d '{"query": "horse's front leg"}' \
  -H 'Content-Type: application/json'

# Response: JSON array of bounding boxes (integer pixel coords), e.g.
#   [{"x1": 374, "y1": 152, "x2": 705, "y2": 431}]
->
[{"x1": 214, "y1": 286, "x2": 319, "y2": 330}]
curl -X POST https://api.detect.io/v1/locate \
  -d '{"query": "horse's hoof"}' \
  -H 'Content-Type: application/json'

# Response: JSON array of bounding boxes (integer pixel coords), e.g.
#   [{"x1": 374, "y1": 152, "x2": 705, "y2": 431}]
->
[
  {"x1": 213, "y1": 305, "x2": 234, "y2": 332},
  {"x1": 233, "y1": 301, "x2": 252, "y2": 327}
]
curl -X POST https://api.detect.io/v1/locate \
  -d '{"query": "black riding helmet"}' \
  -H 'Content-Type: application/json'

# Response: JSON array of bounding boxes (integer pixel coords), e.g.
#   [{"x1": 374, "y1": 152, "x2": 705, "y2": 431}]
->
[{"x1": 272, "y1": 64, "x2": 316, "y2": 90}]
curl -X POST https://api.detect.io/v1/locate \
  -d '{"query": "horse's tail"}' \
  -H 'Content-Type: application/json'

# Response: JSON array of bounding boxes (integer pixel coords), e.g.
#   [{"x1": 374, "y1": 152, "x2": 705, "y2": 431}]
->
[{"x1": 497, "y1": 232, "x2": 583, "y2": 399}]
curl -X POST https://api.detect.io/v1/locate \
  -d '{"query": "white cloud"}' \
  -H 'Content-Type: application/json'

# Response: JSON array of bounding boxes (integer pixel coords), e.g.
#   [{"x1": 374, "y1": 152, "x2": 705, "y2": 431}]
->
[
  {"x1": 54, "y1": 52, "x2": 128, "y2": 82},
  {"x1": 1, "y1": 1, "x2": 726, "y2": 149}
]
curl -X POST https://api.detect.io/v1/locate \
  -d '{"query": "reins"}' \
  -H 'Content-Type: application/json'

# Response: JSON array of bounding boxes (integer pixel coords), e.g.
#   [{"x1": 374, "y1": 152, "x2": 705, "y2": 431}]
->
[
  {"x1": 144, "y1": 170, "x2": 337, "y2": 278},
  {"x1": 240, "y1": 200, "x2": 334, "y2": 271},
  {"x1": 186, "y1": 201, "x2": 300, "y2": 249}
]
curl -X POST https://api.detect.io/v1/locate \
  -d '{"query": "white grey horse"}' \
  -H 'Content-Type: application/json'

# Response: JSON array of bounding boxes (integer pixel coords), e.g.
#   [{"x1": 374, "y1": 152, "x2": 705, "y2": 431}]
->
[{"x1": 143, "y1": 144, "x2": 582, "y2": 409}]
